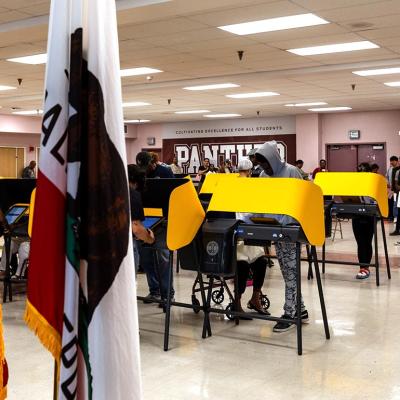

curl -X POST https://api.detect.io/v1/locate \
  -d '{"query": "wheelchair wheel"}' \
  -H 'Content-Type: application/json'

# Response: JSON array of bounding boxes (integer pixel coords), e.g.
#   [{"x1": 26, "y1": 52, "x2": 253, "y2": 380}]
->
[
  {"x1": 212, "y1": 289, "x2": 224, "y2": 304},
  {"x1": 261, "y1": 294, "x2": 270, "y2": 310},
  {"x1": 225, "y1": 303, "x2": 235, "y2": 320},
  {"x1": 191, "y1": 295, "x2": 201, "y2": 314}
]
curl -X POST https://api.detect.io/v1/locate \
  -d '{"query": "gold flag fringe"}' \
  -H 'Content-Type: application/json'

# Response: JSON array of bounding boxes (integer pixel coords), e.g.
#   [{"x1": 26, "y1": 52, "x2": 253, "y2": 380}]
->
[
  {"x1": 0, "y1": 305, "x2": 6, "y2": 400},
  {"x1": 24, "y1": 300, "x2": 61, "y2": 361},
  {"x1": 0, "y1": 386, "x2": 6, "y2": 400},
  {"x1": 0, "y1": 306, "x2": 4, "y2": 362}
]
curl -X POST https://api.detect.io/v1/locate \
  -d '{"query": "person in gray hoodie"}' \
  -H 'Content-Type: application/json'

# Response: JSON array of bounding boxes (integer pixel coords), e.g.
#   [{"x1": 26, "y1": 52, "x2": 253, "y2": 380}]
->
[{"x1": 255, "y1": 141, "x2": 309, "y2": 332}]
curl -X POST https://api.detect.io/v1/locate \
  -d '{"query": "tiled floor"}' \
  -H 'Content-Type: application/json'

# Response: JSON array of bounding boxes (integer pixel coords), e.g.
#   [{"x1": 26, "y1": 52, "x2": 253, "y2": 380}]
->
[{"x1": 1, "y1": 220, "x2": 400, "y2": 399}]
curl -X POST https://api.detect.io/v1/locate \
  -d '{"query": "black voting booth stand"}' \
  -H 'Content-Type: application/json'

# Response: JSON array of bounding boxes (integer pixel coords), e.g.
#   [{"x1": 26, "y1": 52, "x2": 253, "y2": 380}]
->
[
  {"x1": 193, "y1": 220, "x2": 330, "y2": 356},
  {"x1": 137, "y1": 178, "x2": 207, "y2": 351},
  {"x1": 180, "y1": 176, "x2": 331, "y2": 356},
  {"x1": 306, "y1": 202, "x2": 391, "y2": 287}
]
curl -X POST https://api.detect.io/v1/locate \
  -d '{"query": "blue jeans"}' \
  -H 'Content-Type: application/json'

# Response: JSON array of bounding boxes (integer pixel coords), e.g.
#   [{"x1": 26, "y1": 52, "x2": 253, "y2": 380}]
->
[
  {"x1": 132, "y1": 238, "x2": 140, "y2": 273},
  {"x1": 138, "y1": 226, "x2": 174, "y2": 299}
]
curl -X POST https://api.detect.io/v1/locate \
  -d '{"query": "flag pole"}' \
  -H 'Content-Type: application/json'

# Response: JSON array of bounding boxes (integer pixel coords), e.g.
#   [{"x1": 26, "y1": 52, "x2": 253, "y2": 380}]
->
[{"x1": 53, "y1": 360, "x2": 58, "y2": 400}]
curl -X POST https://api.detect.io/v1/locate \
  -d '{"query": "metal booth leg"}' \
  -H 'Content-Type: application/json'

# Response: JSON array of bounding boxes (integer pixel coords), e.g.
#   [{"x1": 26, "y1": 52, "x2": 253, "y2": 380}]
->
[
  {"x1": 3, "y1": 235, "x2": 12, "y2": 303},
  {"x1": 380, "y1": 218, "x2": 391, "y2": 279},
  {"x1": 295, "y1": 242, "x2": 302, "y2": 356},
  {"x1": 202, "y1": 276, "x2": 214, "y2": 339},
  {"x1": 176, "y1": 252, "x2": 180, "y2": 274},
  {"x1": 373, "y1": 216, "x2": 380, "y2": 287},
  {"x1": 311, "y1": 246, "x2": 330, "y2": 339},
  {"x1": 306, "y1": 245, "x2": 313, "y2": 280},
  {"x1": 197, "y1": 272, "x2": 212, "y2": 337},
  {"x1": 164, "y1": 251, "x2": 174, "y2": 351}
]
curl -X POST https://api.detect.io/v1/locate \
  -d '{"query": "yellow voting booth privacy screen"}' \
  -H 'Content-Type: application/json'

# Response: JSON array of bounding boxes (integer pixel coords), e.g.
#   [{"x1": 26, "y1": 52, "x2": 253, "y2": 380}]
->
[
  {"x1": 207, "y1": 177, "x2": 325, "y2": 246},
  {"x1": 167, "y1": 179, "x2": 205, "y2": 250},
  {"x1": 200, "y1": 173, "x2": 240, "y2": 194},
  {"x1": 314, "y1": 172, "x2": 388, "y2": 218},
  {"x1": 28, "y1": 188, "x2": 36, "y2": 238}
]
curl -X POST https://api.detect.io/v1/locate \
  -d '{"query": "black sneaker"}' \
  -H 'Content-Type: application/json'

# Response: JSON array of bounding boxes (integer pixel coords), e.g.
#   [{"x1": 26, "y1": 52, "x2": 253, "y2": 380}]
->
[
  {"x1": 273, "y1": 315, "x2": 295, "y2": 333},
  {"x1": 295, "y1": 310, "x2": 310, "y2": 324},
  {"x1": 389, "y1": 231, "x2": 400, "y2": 236},
  {"x1": 143, "y1": 293, "x2": 161, "y2": 304},
  {"x1": 158, "y1": 297, "x2": 175, "y2": 308}
]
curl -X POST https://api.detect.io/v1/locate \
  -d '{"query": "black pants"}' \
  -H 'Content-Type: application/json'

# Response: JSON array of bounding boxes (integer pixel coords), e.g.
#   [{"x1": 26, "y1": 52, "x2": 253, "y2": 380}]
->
[
  {"x1": 237, "y1": 257, "x2": 267, "y2": 295},
  {"x1": 396, "y1": 208, "x2": 400, "y2": 232},
  {"x1": 388, "y1": 197, "x2": 394, "y2": 220},
  {"x1": 352, "y1": 216, "x2": 374, "y2": 266}
]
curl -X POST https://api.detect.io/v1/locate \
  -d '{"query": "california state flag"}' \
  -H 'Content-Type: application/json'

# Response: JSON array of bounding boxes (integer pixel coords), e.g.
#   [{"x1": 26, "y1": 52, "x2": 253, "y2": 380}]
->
[{"x1": 25, "y1": 1, "x2": 142, "y2": 399}]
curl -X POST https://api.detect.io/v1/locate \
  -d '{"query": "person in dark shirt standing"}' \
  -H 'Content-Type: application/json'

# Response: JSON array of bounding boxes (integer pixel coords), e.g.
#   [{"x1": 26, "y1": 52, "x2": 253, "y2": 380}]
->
[
  {"x1": 135, "y1": 151, "x2": 174, "y2": 304},
  {"x1": 21, "y1": 161, "x2": 36, "y2": 179},
  {"x1": 312, "y1": 159, "x2": 327, "y2": 180},
  {"x1": 128, "y1": 165, "x2": 155, "y2": 271},
  {"x1": 137, "y1": 151, "x2": 174, "y2": 179},
  {"x1": 198, "y1": 158, "x2": 211, "y2": 182}
]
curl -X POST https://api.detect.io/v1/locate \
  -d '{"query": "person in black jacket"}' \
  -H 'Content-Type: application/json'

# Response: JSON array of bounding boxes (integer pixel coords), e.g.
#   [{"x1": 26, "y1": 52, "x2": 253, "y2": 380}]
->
[{"x1": 135, "y1": 151, "x2": 174, "y2": 304}]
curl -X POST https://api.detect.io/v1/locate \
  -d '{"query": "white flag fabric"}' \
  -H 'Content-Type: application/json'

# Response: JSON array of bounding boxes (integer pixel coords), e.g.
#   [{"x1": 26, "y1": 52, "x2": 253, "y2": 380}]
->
[{"x1": 37, "y1": 1, "x2": 144, "y2": 399}]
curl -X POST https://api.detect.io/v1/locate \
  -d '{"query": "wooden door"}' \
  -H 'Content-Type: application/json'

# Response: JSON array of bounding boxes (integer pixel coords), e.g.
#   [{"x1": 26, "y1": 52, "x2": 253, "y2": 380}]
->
[
  {"x1": 326, "y1": 144, "x2": 358, "y2": 172},
  {"x1": 357, "y1": 144, "x2": 386, "y2": 174},
  {"x1": 0, "y1": 147, "x2": 25, "y2": 178},
  {"x1": 17, "y1": 148, "x2": 25, "y2": 177}
]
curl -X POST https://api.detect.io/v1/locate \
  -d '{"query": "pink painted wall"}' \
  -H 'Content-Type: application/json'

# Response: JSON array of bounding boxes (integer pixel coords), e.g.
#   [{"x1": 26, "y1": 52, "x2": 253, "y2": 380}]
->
[
  {"x1": 126, "y1": 123, "x2": 163, "y2": 163},
  {"x1": 0, "y1": 115, "x2": 41, "y2": 165},
  {"x1": 1, "y1": 112, "x2": 399, "y2": 170},
  {"x1": 295, "y1": 110, "x2": 400, "y2": 174},
  {"x1": 0, "y1": 133, "x2": 40, "y2": 164},
  {"x1": 296, "y1": 113, "x2": 322, "y2": 173},
  {"x1": 321, "y1": 110, "x2": 400, "y2": 163},
  {"x1": 0, "y1": 115, "x2": 41, "y2": 134}
]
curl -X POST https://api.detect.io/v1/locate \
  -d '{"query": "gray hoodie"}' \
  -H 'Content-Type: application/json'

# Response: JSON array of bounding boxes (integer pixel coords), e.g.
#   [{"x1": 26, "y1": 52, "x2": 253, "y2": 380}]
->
[
  {"x1": 256, "y1": 141, "x2": 302, "y2": 179},
  {"x1": 255, "y1": 140, "x2": 302, "y2": 225}
]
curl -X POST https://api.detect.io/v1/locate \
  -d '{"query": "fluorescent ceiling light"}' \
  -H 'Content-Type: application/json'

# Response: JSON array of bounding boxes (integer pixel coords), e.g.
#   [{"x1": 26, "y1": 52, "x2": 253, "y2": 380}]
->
[
  {"x1": 174, "y1": 110, "x2": 210, "y2": 114},
  {"x1": 384, "y1": 81, "x2": 400, "y2": 87},
  {"x1": 183, "y1": 83, "x2": 239, "y2": 91},
  {"x1": 226, "y1": 92, "x2": 279, "y2": 99},
  {"x1": 218, "y1": 13, "x2": 329, "y2": 35},
  {"x1": 288, "y1": 41, "x2": 379, "y2": 56},
  {"x1": 285, "y1": 102, "x2": 327, "y2": 107},
  {"x1": 121, "y1": 67, "x2": 163, "y2": 77},
  {"x1": 122, "y1": 101, "x2": 151, "y2": 107},
  {"x1": 12, "y1": 109, "x2": 43, "y2": 115},
  {"x1": 7, "y1": 53, "x2": 47, "y2": 64},
  {"x1": 124, "y1": 119, "x2": 151, "y2": 123},
  {"x1": 0, "y1": 85, "x2": 16, "y2": 91},
  {"x1": 308, "y1": 107, "x2": 352, "y2": 112},
  {"x1": 353, "y1": 67, "x2": 400, "y2": 76},
  {"x1": 204, "y1": 113, "x2": 242, "y2": 118}
]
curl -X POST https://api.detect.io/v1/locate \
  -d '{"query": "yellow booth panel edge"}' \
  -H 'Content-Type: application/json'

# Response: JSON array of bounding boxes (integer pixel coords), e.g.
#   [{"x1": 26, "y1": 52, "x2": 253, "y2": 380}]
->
[
  {"x1": 167, "y1": 180, "x2": 205, "y2": 251},
  {"x1": 314, "y1": 172, "x2": 388, "y2": 217},
  {"x1": 200, "y1": 173, "x2": 239, "y2": 194},
  {"x1": 208, "y1": 177, "x2": 325, "y2": 246}
]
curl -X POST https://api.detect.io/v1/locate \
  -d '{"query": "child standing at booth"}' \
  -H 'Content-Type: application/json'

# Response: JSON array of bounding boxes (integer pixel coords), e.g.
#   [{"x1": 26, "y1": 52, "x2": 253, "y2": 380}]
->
[{"x1": 236, "y1": 159, "x2": 269, "y2": 315}]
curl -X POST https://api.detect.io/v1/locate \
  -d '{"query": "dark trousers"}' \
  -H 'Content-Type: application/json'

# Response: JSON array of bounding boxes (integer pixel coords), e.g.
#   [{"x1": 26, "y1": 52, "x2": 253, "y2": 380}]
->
[
  {"x1": 138, "y1": 226, "x2": 174, "y2": 299},
  {"x1": 237, "y1": 257, "x2": 267, "y2": 295},
  {"x1": 396, "y1": 208, "x2": 400, "y2": 232},
  {"x1": 352, "y1": 216, "x2": 374, "y2": 266},
  {"x1": 388, "y1": 197, "x2": 394, "y2": 220}
]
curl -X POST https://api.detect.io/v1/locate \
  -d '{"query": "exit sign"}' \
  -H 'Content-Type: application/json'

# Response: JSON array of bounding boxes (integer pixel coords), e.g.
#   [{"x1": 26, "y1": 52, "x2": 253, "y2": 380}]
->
[{"x1": 349, "y1": 130, "x2": 360, "y2": 140}]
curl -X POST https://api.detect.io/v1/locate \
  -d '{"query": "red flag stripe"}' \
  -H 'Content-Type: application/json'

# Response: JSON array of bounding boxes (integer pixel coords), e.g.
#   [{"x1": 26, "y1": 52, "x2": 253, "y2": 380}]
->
[{"x1": 25, "y1": 169, "x2": 66, "y2": 359}]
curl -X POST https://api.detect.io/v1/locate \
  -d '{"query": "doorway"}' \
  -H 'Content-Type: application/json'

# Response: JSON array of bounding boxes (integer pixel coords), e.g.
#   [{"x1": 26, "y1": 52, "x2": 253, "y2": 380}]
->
[
  {"x1": 326, "y1": 143, "x2": 386, "y2": 173},
  {"x1": 0, "y1": 147, "x2": 25, "y2": 178}
]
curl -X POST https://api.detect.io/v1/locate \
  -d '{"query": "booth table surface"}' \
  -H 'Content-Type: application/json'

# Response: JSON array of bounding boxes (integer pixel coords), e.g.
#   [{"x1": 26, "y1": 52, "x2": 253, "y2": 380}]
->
[
  {"x1": 314, "y1": 172, "x2": 388, "y2": 217},
  {"x1": 207, "y1": 177, "x2": 325, "y2": 246}
]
